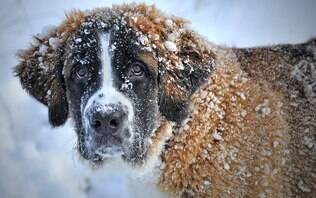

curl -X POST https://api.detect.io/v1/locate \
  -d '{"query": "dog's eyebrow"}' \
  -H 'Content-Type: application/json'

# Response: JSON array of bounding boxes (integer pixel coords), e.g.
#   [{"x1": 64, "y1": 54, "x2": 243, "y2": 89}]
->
[{"x1": 137, "y1": 51, "x2": 158, "y2": 70}]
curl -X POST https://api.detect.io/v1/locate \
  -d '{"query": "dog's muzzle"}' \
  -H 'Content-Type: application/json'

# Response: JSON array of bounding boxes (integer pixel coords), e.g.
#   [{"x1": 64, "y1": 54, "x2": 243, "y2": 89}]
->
[
  {"x1": 90, "y1": 104, "x2": 131, "y2": 139},
  {"x1": 83, "y1": 102, "x2": 132, "y2": 162}
]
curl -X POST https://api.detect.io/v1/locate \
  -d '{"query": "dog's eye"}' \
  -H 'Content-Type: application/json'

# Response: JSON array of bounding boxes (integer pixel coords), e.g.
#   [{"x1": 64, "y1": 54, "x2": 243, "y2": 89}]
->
[
  {"x1": 76, "y1": 67, "x2": 89, "y2": 79},
  {"x1": 129, "y1": 61, "x2": 144, "y2": 77}
]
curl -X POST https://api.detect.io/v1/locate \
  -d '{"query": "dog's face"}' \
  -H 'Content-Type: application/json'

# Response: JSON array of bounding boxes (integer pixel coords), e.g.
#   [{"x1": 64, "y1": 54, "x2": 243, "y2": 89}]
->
[
  {"x1": 63, "y1": 26, "x2": 160, "y2": 163},
  {"x1": 15, "y1": 5, "x2": 214, "y2": 165}
]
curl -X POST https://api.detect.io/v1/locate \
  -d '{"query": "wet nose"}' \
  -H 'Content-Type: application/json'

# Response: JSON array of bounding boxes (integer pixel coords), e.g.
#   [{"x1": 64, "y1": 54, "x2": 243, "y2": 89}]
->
[{"x1": 90, "y1": 104, "x2": 127, "y2": 137}]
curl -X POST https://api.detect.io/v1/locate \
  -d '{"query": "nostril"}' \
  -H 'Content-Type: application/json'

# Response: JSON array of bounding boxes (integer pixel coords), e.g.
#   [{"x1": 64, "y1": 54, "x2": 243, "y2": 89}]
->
[
  {"x1": 109, "y1": 119, "x2": 119, "y2": 129},
  {"x1": 92, "y1": 119, "x2": 102, "y2": 129}
]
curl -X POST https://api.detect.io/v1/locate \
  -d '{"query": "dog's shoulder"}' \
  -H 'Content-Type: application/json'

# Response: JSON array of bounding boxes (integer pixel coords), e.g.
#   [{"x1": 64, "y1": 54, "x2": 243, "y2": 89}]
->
[
  {"x1": 159, "y1": 40, "x2": 316, "y2": 196},
  {"x1": 160, "y1": 53, "x2": 289, "y2": 196}
]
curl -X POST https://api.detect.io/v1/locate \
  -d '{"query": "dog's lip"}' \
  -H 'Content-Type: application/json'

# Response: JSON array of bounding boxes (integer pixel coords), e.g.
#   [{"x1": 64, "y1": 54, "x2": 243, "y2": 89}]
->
[{"x1": 91, "y1": 145, "x2": 124, "y2": 162}]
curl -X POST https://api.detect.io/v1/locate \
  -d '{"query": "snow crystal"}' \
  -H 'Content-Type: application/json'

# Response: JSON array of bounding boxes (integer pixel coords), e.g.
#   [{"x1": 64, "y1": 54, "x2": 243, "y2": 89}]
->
[
  {"x1": 298, "y1": 180, "x2": 311, "y2": 192},
  {"x1": 84, "y1": 29, "x2": 90, "y2": 34},
  {"x1": 203, "y1": 180, "x2": 211, "y2": 186},
  {"x1": 121, "y1": 80, "x2": 133, "y2": 90},
  {"x1": 240, "y1": 110, "x2": 247, "y2": 117},
  {"x1": 31, "y1": 37, "x2": 40, "y2": 46},
  {"x1": 138, "y1": 35, "x2": 149, "y2": 45},
  {"x1": 95, "y1": 104, "x2": 116, "y2": 114},
  {"x1": 48, "y1": 37, "x2": 61, "y2": 50},
  {"x1": 259, "y1": 192, "x2": 266, "y2": 198},
  {"x1": 38, "y1": 57, "x2": 43, "y2": 63},
  {"x1": 212, "y1": 131, "x2": 223, "y2": 141},
  {"x1": 167, "y1": 32, "x2": 178, "y2": 42},
  {"x1": 113, "y1": 24, "x2": 120, "y2": 30},
  {"x1": 183, "y1": 58, "x2": 190, "y2": 64},
  {"x1": 79, "y1": 59, "x2": 89, "y2": 65},
  {"x1": 110, "y1": 44, "x2": 116, "y2": 51},
  {"x1": 99, "y1": 21, "x2": 108, "y2": 29},
  {"x1": 75, "y1": 38, "x2": 82, "y2": 44},
  {"x1": 292, "y1": 60, "x2": 316, "y2": 104},
  {"x1": 237, "y1": 92, "x2": 246, "y2": 100},
  {"x1": 223, "y1": 163, "x2": 230, "y2": 170},
  {"x1": 176, "y1": 62, "x2": 184, "y2": 70},
  {"x1": 46, "y1": 90, "x2": 52, "y2": 97},
  {"x1": 303, "y1": 136, "x2": 314, "y2": 149},
  {"x1": 273, "y1": 141, "x2": 279, "y2": 148},
  {"x1": 158, "y1": 57, "x2": 165, "y2": 62},
  {"x1": 164, "y1": 19, "x2": 173, "y2": 29},
  {"x1": 131, "y1": 16, "x2": 138, "y2": 23},
  {"x1": 39, "y1": 45, "x2": 48, "y2": 56},
  {"x1": 255, "y1": 100, "x2": 271, "y2": 117},
  {"x1": 164, "y1": 41, "x2": 177, "y2": 52},
  {"x1": 95, "y1": 146, "x2": 123, "y2": 159}
]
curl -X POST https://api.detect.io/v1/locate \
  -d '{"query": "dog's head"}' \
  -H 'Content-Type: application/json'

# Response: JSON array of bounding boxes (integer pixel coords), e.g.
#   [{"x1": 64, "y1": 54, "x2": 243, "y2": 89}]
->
[{"x1": 15, "y1": 4, "x2": 214, "y2": 165}]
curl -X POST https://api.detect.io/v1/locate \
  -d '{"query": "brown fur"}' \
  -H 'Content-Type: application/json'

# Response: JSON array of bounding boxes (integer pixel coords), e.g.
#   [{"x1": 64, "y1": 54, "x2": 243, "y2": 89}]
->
[
  {"x1": 15, "y1": 10, "x2": 86, "y2": 106},
  {"x1": 159, "y1": 45, "x2": 316, "y2": 197},
  {"x1": 14, "y1": 4, "x2": 316, "y2": 197},
  {"x1": 110, "y1": 4, "x2": 215, "y2": 103}
]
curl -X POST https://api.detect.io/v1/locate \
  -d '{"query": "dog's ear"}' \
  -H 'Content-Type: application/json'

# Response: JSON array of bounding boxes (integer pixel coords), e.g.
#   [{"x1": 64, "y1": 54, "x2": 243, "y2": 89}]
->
[
  {"x1": 48, "y1": 72, "x2": 69, "y2": 126},
  {"x1": 158, "y1": 31, "x2": 215, "y2": 124},
  {"x1": 14, "y1": 10, "x2": 86, "y2": 127}
]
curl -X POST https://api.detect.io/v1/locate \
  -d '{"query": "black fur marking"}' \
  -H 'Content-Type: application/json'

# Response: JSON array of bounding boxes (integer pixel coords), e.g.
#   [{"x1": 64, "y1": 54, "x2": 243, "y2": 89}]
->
[
  {"x1": 48, "y1": 79, "x2": 69, "y2": 126},
  {"x1": 158, "y1": 46, "x2": 214, "y2": 125},
  {"x1": 16, "y1": 11, "x2": 215, "y2": 164},
  {"x1": 63, "y1": 21, "x2": 160, "y2": 163}
]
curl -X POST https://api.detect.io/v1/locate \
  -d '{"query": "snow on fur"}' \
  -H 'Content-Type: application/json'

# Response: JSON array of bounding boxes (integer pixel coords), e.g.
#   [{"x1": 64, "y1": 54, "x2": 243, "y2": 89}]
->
[{"x1": 15, "y1": 3, "x2": 316, "y2": 197}]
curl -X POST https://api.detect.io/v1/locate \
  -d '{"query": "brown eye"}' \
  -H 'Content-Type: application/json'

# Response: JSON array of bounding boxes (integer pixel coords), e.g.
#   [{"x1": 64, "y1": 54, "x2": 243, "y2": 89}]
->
[
  {"x1": 130, "y1": 62, "x2": 144, "y2": 77},
  {"x1": 76, "y1": 67, "x2": 88, "y2": 79}
]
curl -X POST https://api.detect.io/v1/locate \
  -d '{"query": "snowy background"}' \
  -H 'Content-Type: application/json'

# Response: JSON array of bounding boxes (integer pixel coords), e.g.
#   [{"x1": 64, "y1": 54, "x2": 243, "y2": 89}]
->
[{"x1": 0, "y1": 0, "x2": 316, "y2": 197}]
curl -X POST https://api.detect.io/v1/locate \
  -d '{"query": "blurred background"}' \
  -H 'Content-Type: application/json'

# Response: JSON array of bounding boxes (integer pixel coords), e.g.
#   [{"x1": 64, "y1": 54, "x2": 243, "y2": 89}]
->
[{"x1": 0, "y1": 0, "x2": 316, "y2": 197}]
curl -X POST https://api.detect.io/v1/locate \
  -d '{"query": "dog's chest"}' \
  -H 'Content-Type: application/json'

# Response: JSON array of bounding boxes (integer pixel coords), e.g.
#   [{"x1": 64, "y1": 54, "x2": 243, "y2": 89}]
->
[
  {"x1": 101, "y1": 156, "x2": 171, "y2": 198},
  {"x1": 127, "y1": 176, "x2": 170, "y2": 198}
]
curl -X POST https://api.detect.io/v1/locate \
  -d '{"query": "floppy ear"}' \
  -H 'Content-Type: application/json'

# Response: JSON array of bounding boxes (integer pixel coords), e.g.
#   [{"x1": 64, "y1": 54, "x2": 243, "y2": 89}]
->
[
  {"x1": 158, "y1": 31, "x2": 215, "y2": 124},
  {"x1": 47, "y1": 69, "x2": 69, "y2": 126},
  {"x1": 14, "y1": 10, "x2": 86, "y2": 127}
]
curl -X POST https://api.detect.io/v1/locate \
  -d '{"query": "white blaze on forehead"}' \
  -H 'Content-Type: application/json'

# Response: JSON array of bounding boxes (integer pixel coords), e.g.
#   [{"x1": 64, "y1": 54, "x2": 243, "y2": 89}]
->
[
  {"x1": 82, "y1": 32, "x2": 134, "y2": 131},
  {"x1": 100, "y1": 32, "x2": 113, "y2": 88}
]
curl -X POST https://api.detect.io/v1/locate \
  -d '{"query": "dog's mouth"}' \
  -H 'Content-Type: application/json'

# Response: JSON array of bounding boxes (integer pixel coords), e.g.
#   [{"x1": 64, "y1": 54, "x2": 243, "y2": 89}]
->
[
  {"x1": 78, "y1": 128, "x2": 132, "y2": 164},
  {"x1": 91, "y1": 145, "x2": 124, "y2": 163}
]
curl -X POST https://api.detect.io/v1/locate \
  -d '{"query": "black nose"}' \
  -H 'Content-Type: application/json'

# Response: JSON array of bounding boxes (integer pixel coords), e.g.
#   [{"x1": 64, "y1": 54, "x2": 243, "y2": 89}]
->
[{"x1": 90, "y1": 105, "x2": 127, "y2": 137}]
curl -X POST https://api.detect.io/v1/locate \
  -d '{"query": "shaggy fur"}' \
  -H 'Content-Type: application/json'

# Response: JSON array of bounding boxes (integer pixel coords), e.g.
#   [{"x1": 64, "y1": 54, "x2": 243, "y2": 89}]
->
[{"x1": 15, "y1": 4, "x2": 316, "y2": 197}]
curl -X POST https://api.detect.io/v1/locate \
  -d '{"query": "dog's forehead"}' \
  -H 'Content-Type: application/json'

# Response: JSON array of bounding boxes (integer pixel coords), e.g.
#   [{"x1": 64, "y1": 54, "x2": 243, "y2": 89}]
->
[{"x1": 63, "y1": 24, "x2": 159, "y2": 75}]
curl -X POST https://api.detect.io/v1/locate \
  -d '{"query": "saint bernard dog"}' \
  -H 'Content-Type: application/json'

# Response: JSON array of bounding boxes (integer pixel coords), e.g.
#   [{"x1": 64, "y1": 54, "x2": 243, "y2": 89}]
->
[{"x1": 15, "y1": 3, "x2": 316, "y2": 197}]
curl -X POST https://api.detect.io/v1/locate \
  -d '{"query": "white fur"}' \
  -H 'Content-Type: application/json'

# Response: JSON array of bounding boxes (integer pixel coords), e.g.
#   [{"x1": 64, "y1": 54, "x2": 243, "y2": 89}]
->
[
  {"x1": 81, "y1": 33, "x2": 171, "y2": 197},
  {"x1": 92, "y1": 157, "x2": 171, "y2": 198},
  {"x1": 127, "y1": 122, "x2": 174, "y2": 198},
  {"x1": 82, "y1": 33, "x2": 134, "y2": 148}
]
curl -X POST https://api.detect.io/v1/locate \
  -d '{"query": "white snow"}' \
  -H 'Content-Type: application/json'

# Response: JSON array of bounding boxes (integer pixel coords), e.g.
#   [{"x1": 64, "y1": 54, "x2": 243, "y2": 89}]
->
[
  {"x1": 303, "y1": 136, "x2": 314, "y2": 149},
  {"x1": 223, "y1": 163, "x2": 230, "y2": 170},
  {"x1": 95, "y1": 146, "x2": 124, "y2": 159},
  {"x1": 212, "y1": 131, "x2": 223, "y2": 141},
  {"x1": 167, "y1": 32, "x2": 179, "y2": 42},
  {"x1": 46, "y1": 89, "x2": 52, "y2": 96},
  {"x1": 138, "y1": 34, "x2": 149, "y2": 45},
  {"x1": 164, "y1": 19, "x2": 174, "y2": 29},
  {"x1": 164, "y1": 41, "x2": 177, "y2": 52},
  {"x1": 75, "y1": 37, "x2": 82, "y2": 43},
  {"x1": 255, "y1": 100, "x2": 271, "y2": 117},
  {"x1": 38, "y1": 44, "x2": 48, "y2": 56},
  {"x1": 49, "y1": 37, "x2": 61, "y2": 50},
  {"x1": 298, "y1": 180, "x2": 311, "y2": 192},
  {"x1": 1, "y1": 0, "x2": 316, "y2": 198},
  {"x1": 31, "y1": 37, "x2": 40, "y2": 46}
]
